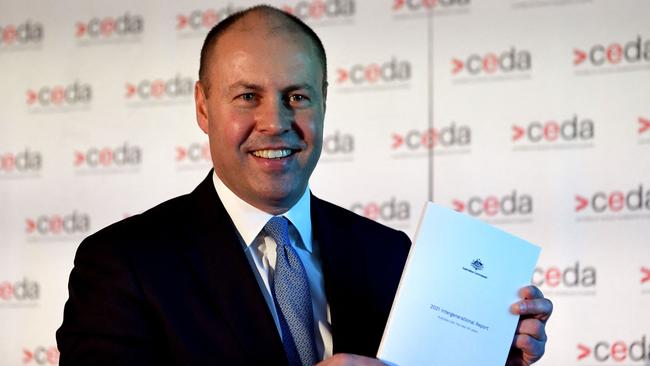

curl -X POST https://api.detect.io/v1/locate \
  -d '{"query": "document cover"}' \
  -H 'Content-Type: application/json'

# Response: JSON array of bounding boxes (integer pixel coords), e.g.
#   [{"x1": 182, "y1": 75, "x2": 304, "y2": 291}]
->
[{"x1": 377, "y1": 202, "x2": 541, "y2": 366}]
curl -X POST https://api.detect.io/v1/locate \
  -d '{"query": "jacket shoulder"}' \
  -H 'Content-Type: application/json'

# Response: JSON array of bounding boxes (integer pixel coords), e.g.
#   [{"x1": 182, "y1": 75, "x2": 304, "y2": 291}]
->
[
  {"x1": 79, "y1": 192, "x2": 194, "y2": 254},
  {"x1": 88, "y1": 194, "x2": 190, "y2": 239},
  {"x1": 312, "y1": 196, "x2": 411, "y2": 246}
]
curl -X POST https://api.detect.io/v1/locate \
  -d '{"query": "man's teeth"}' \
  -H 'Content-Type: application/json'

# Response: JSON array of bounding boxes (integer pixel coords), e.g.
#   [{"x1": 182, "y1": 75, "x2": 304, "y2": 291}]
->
[{"x1": 252, "y1": 149, "x2": 293, "y2": 159}]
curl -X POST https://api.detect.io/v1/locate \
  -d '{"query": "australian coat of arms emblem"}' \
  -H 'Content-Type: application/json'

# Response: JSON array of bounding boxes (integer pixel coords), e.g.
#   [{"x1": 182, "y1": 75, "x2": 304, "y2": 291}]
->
[{"x1": 471, "y1": 259, "x2": 484, "y2": 271}]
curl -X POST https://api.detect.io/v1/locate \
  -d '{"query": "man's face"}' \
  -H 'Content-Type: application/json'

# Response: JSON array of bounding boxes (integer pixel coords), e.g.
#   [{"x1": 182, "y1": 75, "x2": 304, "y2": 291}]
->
[{"x1": 195, "y1": 19, "x2": 326, "y2": 214}]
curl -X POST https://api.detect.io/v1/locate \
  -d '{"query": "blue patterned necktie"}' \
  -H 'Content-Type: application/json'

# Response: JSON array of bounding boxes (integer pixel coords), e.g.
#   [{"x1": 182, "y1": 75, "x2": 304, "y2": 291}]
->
[{"x1": 265, "y1": 216, "x2": 318, "y2": 366}]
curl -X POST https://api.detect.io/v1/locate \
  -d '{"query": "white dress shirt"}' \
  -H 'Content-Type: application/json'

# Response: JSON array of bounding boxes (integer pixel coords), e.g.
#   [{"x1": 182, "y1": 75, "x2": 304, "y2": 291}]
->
[{"x1": 212, "y1": 172, "x2": 333, "y2": 360}]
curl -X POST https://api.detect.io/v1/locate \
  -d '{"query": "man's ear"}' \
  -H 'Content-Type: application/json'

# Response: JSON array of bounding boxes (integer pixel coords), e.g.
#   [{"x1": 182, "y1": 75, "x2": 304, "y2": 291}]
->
[{"x1": 195, "y1": 81, "x2": 209, "y2": 134}]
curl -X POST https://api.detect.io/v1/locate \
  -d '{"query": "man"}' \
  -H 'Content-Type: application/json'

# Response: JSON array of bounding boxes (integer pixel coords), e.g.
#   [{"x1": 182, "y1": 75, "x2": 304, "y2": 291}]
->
[{"x1": 57, "y1": 5, "x2": 552, "y2": 366}]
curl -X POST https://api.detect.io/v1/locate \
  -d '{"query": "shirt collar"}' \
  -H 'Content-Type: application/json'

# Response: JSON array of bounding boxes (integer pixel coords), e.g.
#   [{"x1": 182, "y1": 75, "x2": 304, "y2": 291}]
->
[{"x1": 212, "y1": 171, "x2": 312, "y2": 253}]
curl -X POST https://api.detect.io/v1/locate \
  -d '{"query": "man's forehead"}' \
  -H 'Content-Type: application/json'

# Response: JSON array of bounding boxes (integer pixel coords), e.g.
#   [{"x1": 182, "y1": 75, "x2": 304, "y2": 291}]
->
[{"x1": 215, "y1": 27, "x2": 319, "y2": 71}]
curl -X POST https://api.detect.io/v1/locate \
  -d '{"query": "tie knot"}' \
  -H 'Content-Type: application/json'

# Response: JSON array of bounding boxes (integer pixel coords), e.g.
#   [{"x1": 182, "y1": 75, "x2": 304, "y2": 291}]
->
[{"x1": 265, "y1": 216, "x2": 291, "y2": 248}]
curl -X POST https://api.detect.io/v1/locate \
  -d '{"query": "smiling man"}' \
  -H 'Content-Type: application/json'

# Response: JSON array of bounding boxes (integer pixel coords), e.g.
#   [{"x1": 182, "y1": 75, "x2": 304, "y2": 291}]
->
[{"x1": 57, "y1": 5, "x2": 551, "y2": 366}]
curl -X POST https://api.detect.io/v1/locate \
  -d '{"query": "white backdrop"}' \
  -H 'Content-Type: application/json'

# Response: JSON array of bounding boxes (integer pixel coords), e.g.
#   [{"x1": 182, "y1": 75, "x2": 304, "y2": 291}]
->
[{"x1": 1, "y1": 0, "x2": 649, "y2": 365}]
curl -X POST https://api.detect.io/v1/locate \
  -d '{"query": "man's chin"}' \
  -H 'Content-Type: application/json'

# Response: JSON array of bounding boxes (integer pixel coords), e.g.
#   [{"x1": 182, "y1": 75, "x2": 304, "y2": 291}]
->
[{"x1": 250, "y1": 185, "x2": 306, "y2": 213}]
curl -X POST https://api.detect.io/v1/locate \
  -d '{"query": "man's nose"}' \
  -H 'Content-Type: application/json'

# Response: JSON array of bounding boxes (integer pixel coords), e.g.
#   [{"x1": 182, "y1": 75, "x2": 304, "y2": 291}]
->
[{"x1": 255, "y1": 96, "x2": 292, "y2": 134}]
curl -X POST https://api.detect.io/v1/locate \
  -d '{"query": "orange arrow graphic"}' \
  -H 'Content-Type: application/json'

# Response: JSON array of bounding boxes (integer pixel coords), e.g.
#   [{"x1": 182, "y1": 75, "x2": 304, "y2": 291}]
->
[
  {"x1": 391, "y1": 134, "x2": 404, "y2": 149},
  {"x1": 75, "y1": 22, "x2": 86, "y2": 37},
  {"x1": 642, "y1": 267, "x2": 650, "y2": 283},
  {"x1": 125, "y1": 84, "x2": 136, "y2": 98},
  {"x1": 573, "y1": 49, "x2": 587, "y2": 65},
  {"x1": 577, "y1": 344, "x2": 591, "y2": 360},
  {"x1": 25, "y1": 219, "x2": 36, "y2": 233},
  {"x1": 23, "y1": 349, "x2": 34, "y2": 363},
  {"x1": 175, "y1": 147, "x2": 187, "y2": 161},
  {"x1": 176, "y1": 15, "x2": 188, "y2": 29},
  {"x1": 26, "y1": 90, "x2": 37, "y2": 104},
  {"x1": 74, "y1": 151, "x2": 85, "y2": 166},
  {"x1": 336, "y1": 69, "x2": 348, "y2": 83},
  {"x1": 451, "y1": 58, "x2": 464, "y2": 74},
  {"x1": 575, "y1": 195, "x2": 589, "y2": 212},
  {"x1": 512, "y1": 125, "x2": 525, "y2": 141},
  {"x1": 639, "y1": 117, "x2": 650, "y2": 134}
]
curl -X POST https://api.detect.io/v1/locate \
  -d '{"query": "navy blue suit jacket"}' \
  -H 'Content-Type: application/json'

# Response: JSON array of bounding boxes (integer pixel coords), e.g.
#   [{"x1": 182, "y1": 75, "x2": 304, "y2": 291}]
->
[{"x1": 57, "y1": 172, "x2": 410, "y2": 365}]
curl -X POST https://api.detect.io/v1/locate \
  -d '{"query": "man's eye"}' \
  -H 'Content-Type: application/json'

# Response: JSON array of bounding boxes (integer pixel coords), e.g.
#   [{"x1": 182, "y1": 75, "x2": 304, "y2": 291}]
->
[
  {"x1": 289, "y1": 94, "x2": 309, "y2": 104},
  {"x1": 239, "y1": 93, "x2": 255, "y2": 101}
]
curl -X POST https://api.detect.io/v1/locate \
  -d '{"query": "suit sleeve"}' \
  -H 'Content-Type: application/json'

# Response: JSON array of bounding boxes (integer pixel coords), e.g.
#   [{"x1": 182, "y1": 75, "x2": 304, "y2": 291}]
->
[{"x1": 56, "y1": 233, "x2": 160, "y2": 365}]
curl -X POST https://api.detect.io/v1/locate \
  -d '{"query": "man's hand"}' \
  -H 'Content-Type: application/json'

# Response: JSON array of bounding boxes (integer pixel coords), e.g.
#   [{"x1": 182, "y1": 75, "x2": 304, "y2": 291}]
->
[
  {"x1": 316, "y1": 354, "x2": 385, "y2": 366},
  {"x1": 316, "y1": 285, "x2": 551, "y2": 366},
  {"x1": 507, "y1": 285, "x2": 553, "y2": 366}
]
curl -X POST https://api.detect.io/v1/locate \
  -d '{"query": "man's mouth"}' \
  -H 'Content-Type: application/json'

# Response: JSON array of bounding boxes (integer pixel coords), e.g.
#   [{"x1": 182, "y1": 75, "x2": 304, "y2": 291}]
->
[{"x1": 250, "y1": 149, "x2": 296, "y2": 159}]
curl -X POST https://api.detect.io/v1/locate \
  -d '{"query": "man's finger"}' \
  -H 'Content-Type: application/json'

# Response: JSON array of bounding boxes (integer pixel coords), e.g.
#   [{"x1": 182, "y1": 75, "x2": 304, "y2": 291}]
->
[
  {"x1": 516, "y1": 318, "x2": 547, "y2": 342},
  {"x1": 511, "y1": 298, "x2": 553, "y2": 322},
  {"x1": 512, "y1": 333, "x2": 546, "y2": 363}
]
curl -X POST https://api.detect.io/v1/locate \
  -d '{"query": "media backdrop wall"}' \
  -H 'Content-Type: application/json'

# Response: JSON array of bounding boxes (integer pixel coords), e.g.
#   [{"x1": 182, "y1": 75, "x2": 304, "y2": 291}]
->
[{"x1": 1, "y1": 0, "x2": 649, "y2": 365}]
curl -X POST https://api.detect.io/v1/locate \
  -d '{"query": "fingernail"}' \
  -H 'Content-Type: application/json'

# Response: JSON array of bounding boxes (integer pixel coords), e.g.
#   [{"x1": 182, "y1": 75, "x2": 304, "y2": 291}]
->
[{"x1": 518, "y1": 302, "x2": 527, "y2": 313}]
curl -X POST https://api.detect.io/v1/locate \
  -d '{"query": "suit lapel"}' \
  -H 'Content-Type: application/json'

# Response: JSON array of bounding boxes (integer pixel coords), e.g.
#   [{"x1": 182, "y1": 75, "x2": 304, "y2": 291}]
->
[{"x1": 181, "y1": 172, "x2": 286, "y2": 364}]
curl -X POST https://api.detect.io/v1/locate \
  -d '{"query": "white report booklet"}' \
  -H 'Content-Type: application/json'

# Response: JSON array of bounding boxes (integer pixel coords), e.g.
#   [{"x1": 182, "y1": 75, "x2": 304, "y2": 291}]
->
[{"x1": 377, "y1": 202, "x2": 541, "y2": 366}]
